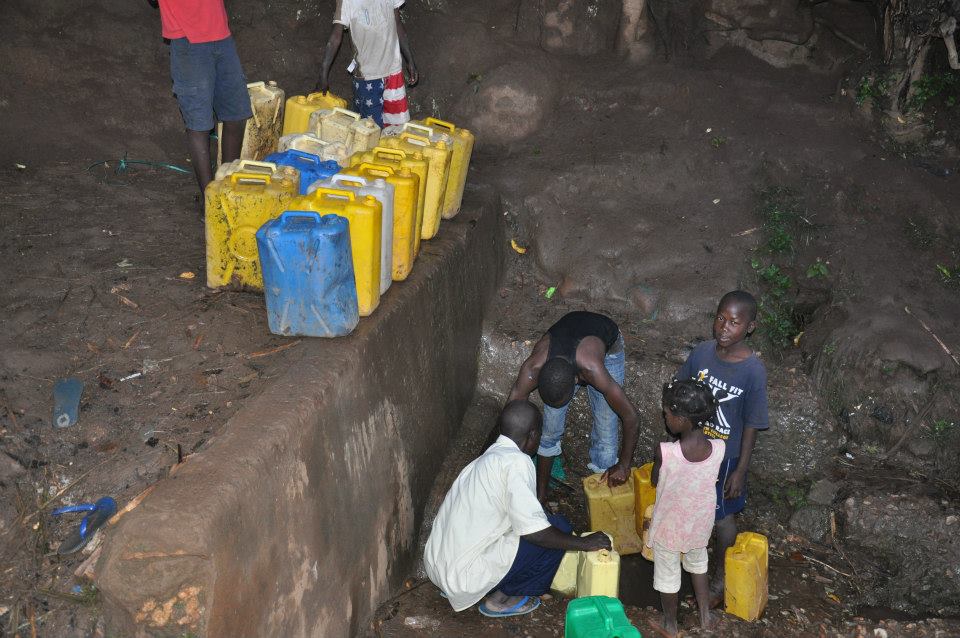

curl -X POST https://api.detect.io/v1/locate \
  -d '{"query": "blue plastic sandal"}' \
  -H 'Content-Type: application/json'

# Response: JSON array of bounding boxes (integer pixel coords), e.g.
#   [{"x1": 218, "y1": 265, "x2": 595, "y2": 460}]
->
[
  {"x1": 52, "y1": 496, "x2": 116, "y2": 554},
  {"x1": 478, "y1": 596, "x2": 541, "y2": 618}
]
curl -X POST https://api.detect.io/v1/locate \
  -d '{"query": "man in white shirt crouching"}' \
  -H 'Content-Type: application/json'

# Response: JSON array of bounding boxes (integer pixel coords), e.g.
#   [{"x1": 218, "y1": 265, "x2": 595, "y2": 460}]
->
[{"x1": 424, "y1": 400, "x2": 611, "y2": 618}]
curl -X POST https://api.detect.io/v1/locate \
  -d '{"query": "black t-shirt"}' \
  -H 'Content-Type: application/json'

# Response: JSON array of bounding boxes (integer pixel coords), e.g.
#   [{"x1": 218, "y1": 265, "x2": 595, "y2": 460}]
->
[{"x1": 546, "y1": 311, "x2": 620, "y2": 363}]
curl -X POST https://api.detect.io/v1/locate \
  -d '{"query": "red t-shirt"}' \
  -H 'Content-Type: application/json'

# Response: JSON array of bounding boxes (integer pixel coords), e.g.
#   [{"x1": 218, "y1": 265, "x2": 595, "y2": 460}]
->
[{"x1": 158, "y1": 0, "x2": 230, "y2": 43}]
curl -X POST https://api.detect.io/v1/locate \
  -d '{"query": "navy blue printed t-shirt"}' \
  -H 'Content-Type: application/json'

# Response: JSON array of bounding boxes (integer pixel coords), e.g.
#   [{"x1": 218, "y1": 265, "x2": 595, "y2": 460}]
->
[{"x1": 676, "y1": 340, "x2": 769, "y2": 460}]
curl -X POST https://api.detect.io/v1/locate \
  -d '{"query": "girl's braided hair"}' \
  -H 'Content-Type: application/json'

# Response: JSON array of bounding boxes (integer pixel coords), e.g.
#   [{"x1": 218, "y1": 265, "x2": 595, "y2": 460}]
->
[{"x1": 662, "y1": 378, "x2": 719, "y2": 429}]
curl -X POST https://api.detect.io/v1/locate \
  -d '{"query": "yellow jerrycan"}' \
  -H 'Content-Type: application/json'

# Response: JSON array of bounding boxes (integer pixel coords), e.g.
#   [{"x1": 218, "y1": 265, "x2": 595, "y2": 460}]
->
[
  {"x1": 378, "y1": 132, "x2": 450, "y2": 240},
  {"x1": 289, "y1": 187, "x2": 383, "y2": 317},
  {"x1": 725, "y1": 532, "x2": 769, "y2": 621},
  {"x1": 583, "y1": 472, "x2": 643, "y2": 556},
  {"x1": 639, "y1": 504, "x2": 654, "y2": 561},
  {"x1": 282, "y1": 91, "x2": 348, "y2": 136},
  {"x1": 353, "y1": 147, "x2": 428, "y2": 255},
  {"x1": 217, "y1": 81, "x2": 285, "y2": 165},
  {"x1": 341, "y1": 162, "x2": 420, "y2": 281},
  {"x1": 205, "y1": 171, "x2": 297, "y2": 290},
  {"x1": 214, "y1": 159, "x2": 297, "y2": 183},
  {"x1": 577, "y1": 542, "x2": 620, "y2": 598},
  {"x1": 551, "y1": 546, "x2": 581, "y2": 598},
  {"x1": 632, "y1": 463, "x2": 657, "y2": 551},
  {"x1": 350, "y1": 117, "x2": 381, "y2": 155},
  {"x1": 277, "y1": 133, "x2": 350, "y2": 166},
  {"x1": 420, "y1": 117, "x2": 474, "y2": 218},
  {"x1": 309, "y1": 107, "x2": 361, "y2": 147}
]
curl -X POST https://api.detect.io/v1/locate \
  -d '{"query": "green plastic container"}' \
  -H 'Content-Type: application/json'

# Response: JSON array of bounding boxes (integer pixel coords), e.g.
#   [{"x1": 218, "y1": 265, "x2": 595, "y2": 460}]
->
[{"x1": 564, "y1": 596, "x2": 642, "y2": 638}]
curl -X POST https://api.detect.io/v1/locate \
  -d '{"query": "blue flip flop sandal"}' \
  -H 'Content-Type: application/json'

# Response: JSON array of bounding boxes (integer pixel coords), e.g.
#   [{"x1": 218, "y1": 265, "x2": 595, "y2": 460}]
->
[
  {"x1": 478, "y1": 595, "x2": 541, "y2": 618},
  {"x1": 52, "y1": 496, "x2": 116, "y2": 554}
]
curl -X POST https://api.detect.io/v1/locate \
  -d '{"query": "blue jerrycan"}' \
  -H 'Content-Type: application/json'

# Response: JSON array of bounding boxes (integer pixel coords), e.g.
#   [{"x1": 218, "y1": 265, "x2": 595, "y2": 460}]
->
[
  {"x1": 256, "y1": 211, "x2": 359, "y2": 337},
  {"x1": 264, "y1": 149, "x2": 341, "y2": 195}
]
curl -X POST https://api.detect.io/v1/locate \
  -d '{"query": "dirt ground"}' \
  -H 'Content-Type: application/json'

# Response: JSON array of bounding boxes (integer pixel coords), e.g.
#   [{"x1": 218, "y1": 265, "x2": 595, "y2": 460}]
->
[{"x1": 1, "y1": 0, "x2": 959, "y2": 636}]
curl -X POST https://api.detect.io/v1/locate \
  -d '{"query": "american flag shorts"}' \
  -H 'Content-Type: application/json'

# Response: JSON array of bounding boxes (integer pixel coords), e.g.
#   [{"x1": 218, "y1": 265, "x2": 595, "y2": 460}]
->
[{"x1": 352, "y1": 71, "x2": 410, "y2": 128}]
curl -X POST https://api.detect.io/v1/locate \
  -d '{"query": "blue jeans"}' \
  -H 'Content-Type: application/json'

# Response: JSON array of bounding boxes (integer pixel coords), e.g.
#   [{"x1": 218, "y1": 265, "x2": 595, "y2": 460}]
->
[
  {"x1": 495, "y1": 514, "x2": 572, "y2": 597},
  {"x1": 537, "y1": 334, "x2": 625, "y2": 473},
  {"x1": 169, "y1": 36, "x2": 252, "y2": 131}
]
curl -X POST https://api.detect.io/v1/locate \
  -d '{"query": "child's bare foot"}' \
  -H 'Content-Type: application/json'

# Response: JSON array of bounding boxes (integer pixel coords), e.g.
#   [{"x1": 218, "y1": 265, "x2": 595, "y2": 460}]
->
[
  {"x1": 649, "y1": 615, "x2": 680, "y2": 638},
  {"x1": 700, "y1": 609, "x2": 717, "y2": 631}
]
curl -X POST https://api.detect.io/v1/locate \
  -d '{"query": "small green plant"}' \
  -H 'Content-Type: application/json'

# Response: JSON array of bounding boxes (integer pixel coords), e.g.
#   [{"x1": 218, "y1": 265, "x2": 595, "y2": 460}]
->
[
  {"x1": 907, "y1": 72, "x2": 960, "y2": 111},
  {"x1": 806, "y1": 258, "x2": 829, "y2": 279},
  {"x1": 856, "y1": 75, "x2": 890, "y2": 107},
  {"x1": 936, "y1": 263, "x2": 960, "y2": 288},
  {"x1": 932, "y1": 418, "x2": 956, "y2": 440},
  {"x1": 755, "y1": 294, "x2": 799, "y2": 349},
  {"x1": 754, "y1": 261, "x2": 793, "y2": 297},
  {"x1": 757, "y1": 186, "x2": 803, "y2": 255},
  {"x1": 710, "y1": 135, "x2": 727, "y2": 148},
  {"x1": 822, "y1": 342, "x2": 837, "y2": 356}
]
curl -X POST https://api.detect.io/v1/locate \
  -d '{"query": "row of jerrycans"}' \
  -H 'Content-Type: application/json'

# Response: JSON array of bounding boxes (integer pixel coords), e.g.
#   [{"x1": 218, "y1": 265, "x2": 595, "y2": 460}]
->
[{"x1": 581, "y1": 463, "x2": 769, "y2": 622}]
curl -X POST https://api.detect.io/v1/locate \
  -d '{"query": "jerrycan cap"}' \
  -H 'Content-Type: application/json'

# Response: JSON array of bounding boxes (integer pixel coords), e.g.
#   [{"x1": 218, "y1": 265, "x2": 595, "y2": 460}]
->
[
  {"x1": 295, "y1": 95, "x2": 307, "y2": 103},
  {"x1": 280, "y1": 178, "x2": 293, "y2": 188},
  {"x1": 363, "y1": 195, "x2": 378, "y2": 205}
]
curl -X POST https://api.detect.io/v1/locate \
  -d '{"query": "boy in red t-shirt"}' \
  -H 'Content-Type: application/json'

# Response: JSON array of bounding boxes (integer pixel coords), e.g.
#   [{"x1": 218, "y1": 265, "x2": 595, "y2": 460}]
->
[{"x1": 147, "y1": 0, "x2": 253, "y2": 200}]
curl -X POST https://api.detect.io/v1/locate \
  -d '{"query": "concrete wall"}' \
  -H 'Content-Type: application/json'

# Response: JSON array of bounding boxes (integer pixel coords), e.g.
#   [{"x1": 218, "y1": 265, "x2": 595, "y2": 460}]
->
[{"x1": 95, "y1": 190, "x2": 503, "y2": 637}]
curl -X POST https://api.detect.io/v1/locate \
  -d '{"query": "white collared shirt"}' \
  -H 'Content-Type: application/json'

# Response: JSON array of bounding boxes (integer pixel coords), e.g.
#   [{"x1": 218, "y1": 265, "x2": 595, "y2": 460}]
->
[{"x1": 424, "y1": 435, "x2": 551, "y2": 611}]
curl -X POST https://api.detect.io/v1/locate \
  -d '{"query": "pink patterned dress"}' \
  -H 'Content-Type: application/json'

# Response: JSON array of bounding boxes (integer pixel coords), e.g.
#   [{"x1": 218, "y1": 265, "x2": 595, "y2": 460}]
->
[{"x1": 647, "y1": 438, "x2": 725, "y2": 551}]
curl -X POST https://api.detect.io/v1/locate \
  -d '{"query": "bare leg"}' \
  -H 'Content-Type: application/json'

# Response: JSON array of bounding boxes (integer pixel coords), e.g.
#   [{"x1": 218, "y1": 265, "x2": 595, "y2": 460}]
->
[
  {"x1": 691, "y1": 572, "x2": 717, "y2": 629},
  {"x1": 658, "y1": 592, "x2": 679, "y2": 637},
  {"x1": 711, "y1": 514, "x2": 738, "y2": 603},
  {"x1": 186, "y1": 129, "x2": 214, "y2": 195},
  {"x1": 220, "y1": 119, "x2": 246, "y2": 164}
]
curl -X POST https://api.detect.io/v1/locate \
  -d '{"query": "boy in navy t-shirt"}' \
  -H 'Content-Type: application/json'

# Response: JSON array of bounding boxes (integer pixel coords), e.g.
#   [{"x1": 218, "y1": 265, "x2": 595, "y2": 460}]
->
[{"x1": 676, "y1": 290, "x2": 769, "y2": 605}]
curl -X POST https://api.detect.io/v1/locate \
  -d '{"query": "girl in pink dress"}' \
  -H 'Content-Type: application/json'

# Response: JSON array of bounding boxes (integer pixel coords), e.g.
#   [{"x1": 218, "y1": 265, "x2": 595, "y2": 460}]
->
[{"x1": 647, "y1": 379, "x2": 725, "y2": 637}]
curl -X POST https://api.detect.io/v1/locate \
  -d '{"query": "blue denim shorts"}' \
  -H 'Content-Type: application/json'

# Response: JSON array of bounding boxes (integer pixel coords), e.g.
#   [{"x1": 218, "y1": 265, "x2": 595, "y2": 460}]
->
[
  {"x1": 169, "y1": 36, "x2": 252, "y2": 131},
  {"x1": 715, "y1": 457, "x2": 747, "y2": 520}
]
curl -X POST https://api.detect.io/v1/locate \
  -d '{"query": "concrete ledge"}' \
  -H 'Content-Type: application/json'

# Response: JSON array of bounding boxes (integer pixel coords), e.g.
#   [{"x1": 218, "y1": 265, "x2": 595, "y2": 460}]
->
[{"x1": 96, "y1": 188, "x2": 503, "y2": 637}]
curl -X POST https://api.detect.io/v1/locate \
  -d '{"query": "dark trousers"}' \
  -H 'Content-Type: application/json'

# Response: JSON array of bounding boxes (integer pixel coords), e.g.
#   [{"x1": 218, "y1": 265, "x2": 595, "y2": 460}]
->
[{"x1": 495, "y1": 513, "x2": 572, "y2": 597}]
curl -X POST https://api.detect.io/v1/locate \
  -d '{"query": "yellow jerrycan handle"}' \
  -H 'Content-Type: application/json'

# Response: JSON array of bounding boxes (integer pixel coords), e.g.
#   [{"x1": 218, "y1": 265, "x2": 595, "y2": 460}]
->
[
  {"x1": 235, "y1": 160, "x2": 277, "y2": 173},
  {"x1": 402, "y1": 123, "x2": 437, "y2": 138},
  {"x1": 399, "y1": 132, "x2": 431, "y2": 146},
  {"x1": 311, "y1": 186, "x2": 357, "y2": 201},
  {"x1": 424, "y1": 117, "x2": 457, "y2": 132},
  {"x1": 229, "y1": 171, "x2": 272, "y2": 185},
  {"x1": 305, "y1": 91, "x2": 327, "y2": 101},
  {"x1": 332, "y1": 107, "x2": 361, "y2": 121},
  {"x1": 372, "y1": 146, "x2": 408, "y2": 161},
  {"x1": 356, "y1": 162, "x2": 396, "y2": 176}
]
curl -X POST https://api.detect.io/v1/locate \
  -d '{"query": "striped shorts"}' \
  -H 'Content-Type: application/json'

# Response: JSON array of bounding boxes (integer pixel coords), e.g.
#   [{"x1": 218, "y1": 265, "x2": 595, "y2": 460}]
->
[{"x1": 352, "y1": 70, "x2": 410, "y2": 128}]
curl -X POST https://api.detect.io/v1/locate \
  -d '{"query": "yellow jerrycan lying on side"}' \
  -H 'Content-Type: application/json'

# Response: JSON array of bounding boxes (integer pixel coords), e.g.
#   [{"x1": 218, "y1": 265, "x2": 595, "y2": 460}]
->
[{"x1": 205, "y1": 171, "x2": 297, "y2": 290}]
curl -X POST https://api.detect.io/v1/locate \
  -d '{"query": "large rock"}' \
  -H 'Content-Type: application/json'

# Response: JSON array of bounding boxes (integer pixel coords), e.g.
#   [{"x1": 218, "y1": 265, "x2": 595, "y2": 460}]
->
[
  {"x1": 842, "y1": 491, "x2": 960, "y2": 616},
  {"x1": 454, "y1": 60, "x2": 560, "y2": 144},
  {"x1": 515, "y1": 0, "x2": 622, "y2": 56}
]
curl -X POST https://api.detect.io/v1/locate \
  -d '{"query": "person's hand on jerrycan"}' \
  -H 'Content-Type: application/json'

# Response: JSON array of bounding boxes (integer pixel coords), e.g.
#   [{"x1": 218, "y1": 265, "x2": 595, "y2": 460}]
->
[
  {"x1": 579, "y1": 532, "x2": 612, "y2": 552},
  {"x1": 601, "y1": 462, "x2": 630, "y2": 488}
]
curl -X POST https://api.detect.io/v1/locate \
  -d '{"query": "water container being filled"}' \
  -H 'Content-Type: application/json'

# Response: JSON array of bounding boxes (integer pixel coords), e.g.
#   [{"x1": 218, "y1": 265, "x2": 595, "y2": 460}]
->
[
  {"x1": 217, "y1": 81, "x2": 285, "y2": 165},
  {"x1": 576, "y1": 544, "x2": 620, "y2": 599},
  {"x1": 564, "y1": 596, "x2": 641, "y2": 638},
  {"x1": 288, "y1": 187, "x2": 382, "y2": 316},
  {"x1": 725, "y1": 531, "x2": 769, "y2": 621},
  {"x1": 550, "y1": 546, "x2": 581, "y2": 598},
  {"x1": 632, "y1": 462, "x2": 657, "y2": 557},
  {"x1": 277, "y1": 133, "x2": 349, "y2": 166},
  {"x1": 282, "y1": 91, "x2": 348, "y2": 136},
  {"x1": 263, "y1": 149, "x2": 340, "y2": 195},
  {"x1": 583, "y1": 472, "x2": 643, "y2": 556},
  {"x1": 308, "y1": 173, "x2": 394, "y2": 295},
  {"x1": 256, "y1": 211, "x2": 359, "y2": 338}
]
